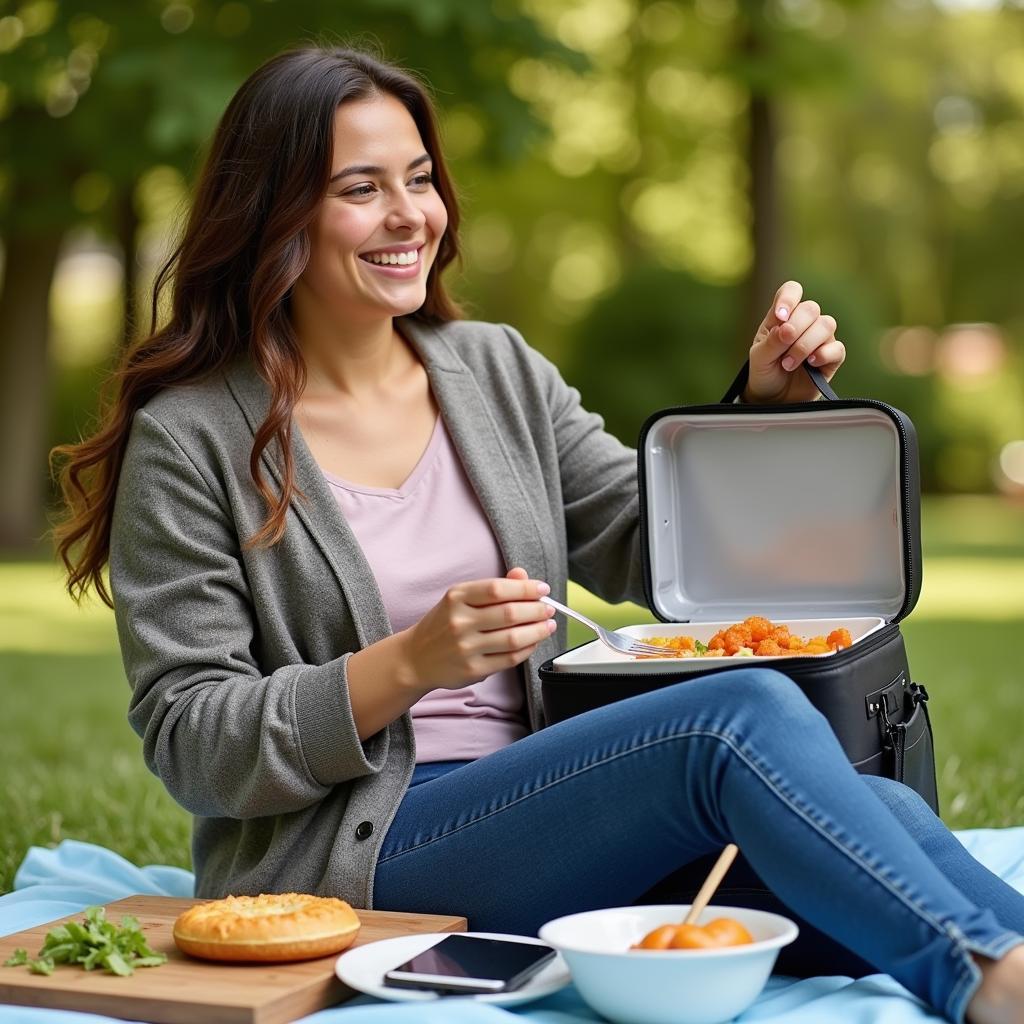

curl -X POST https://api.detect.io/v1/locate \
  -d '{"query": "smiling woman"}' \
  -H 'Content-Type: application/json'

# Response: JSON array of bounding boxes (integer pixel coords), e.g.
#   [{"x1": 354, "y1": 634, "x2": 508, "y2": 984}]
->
[
  {"x1": 291, "y1": 93, "x2": 450, "y2": 490},
  {"x1": 45, "y1": 45, "x2": 1024, "y2": 1024},
  {"x1": 51, "y1": 47, "x2": 462, "y2": 576},
  {"x1": 296, "y1": 100, "x2": 447, "y2": 323}
]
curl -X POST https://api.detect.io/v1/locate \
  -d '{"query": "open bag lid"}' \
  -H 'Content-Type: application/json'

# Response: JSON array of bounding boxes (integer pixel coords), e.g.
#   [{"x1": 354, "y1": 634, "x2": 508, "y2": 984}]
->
[{"x1": 637, "y1": 363, "x2": 922, "y2": 625}]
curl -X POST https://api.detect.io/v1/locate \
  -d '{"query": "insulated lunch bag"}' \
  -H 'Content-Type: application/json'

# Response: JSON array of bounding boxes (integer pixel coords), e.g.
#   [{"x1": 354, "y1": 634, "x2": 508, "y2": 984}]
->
[{"x1": 539, "y1": 362, "x2": 939, "y2": 812}]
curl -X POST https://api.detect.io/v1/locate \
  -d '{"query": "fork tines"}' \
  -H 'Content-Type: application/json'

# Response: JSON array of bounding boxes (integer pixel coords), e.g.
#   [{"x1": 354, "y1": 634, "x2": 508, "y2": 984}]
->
[{"x1": 628, "y1": 643, "x2": 671, "y2": 656}]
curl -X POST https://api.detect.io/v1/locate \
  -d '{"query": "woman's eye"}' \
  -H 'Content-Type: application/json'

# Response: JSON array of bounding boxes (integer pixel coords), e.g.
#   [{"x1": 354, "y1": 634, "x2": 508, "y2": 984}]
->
[
  {"x1": 341, "y1": 183, "x2": 376, "y2": 198},
  {"x1": 410, "y1": 172, "x2": 433, "y2": 188}
]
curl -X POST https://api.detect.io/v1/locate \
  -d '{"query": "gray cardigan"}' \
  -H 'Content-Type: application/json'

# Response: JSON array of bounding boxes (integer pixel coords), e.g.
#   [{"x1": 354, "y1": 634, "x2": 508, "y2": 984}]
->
[{"x1": 109, "y1": 317, "x2": 646, "y2": 906}]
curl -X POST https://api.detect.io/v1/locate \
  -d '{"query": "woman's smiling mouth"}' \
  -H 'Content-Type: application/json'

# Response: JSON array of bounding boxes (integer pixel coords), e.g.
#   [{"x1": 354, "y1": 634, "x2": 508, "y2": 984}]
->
[{"x1": 358, "y1": 244, "x2": 424, "y2": 275}]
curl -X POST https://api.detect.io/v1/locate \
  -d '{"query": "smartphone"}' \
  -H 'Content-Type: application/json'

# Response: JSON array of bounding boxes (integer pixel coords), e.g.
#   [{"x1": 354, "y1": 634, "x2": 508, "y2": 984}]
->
[{"x1": 382, "y1": 934, "x2": 557, "y2": 994}]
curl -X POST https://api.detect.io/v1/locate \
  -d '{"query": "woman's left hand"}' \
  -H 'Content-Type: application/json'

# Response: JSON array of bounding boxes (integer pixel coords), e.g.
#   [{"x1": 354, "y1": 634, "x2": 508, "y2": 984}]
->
[{"x1": 742, "y1": 280, "x2": 846, "y2": 404}]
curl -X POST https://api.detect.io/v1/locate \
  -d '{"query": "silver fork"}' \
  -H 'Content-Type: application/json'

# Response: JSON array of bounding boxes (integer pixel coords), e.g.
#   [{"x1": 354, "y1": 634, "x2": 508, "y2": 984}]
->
[{"x1": 540, "y1": 596, "x2": 668, "y2": 656}]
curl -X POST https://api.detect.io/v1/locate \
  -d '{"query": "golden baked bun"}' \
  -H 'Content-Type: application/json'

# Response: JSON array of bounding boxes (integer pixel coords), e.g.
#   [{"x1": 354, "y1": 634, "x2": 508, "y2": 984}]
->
[{"x1": 173, "y1": 893, "x2": 361, "y2": 962}]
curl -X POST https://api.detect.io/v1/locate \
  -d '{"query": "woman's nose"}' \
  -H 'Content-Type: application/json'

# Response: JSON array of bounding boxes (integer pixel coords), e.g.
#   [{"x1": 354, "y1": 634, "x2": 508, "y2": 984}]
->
[{"x1": 385, "y1": 190, "x2": 426, "y2": 231}]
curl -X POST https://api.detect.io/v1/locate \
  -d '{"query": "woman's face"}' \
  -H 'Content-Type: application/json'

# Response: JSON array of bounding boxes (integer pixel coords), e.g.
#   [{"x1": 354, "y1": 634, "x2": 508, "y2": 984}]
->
[{"x1": 296, "y1": 92, "x2": 449, "y2": 326}]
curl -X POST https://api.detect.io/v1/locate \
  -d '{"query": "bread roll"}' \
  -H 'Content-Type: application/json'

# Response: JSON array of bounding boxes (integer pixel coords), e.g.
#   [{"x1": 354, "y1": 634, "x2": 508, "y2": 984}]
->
[{"x1": 173, "y1": 893, "x2": 361, "y2": 962}]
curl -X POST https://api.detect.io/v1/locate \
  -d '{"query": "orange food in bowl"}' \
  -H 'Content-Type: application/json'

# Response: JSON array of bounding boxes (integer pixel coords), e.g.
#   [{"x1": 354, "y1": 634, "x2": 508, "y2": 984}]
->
[
  {"x1": 632, "y1": 917, "x2": 754, "y2": 951},
  {"x1": 669, "y1": 925, "x2": 721, "y2": 949},
  {"x1": 702, "y1": 918, "x2": 753, "y2": 946},
  {"x1": 634, "y1": 925, "x2": 680, "y2": 950}
]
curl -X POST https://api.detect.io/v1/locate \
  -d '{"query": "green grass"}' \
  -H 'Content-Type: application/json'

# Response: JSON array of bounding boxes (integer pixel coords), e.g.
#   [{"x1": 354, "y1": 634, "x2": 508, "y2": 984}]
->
[{"x1": 2, "y1": 495, "x2": 1024, "y2": 895}]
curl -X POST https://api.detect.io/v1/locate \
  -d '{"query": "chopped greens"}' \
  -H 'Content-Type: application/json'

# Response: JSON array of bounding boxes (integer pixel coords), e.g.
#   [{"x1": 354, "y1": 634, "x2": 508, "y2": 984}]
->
[
  {"x1": 694, "y1": 640, "x2": 708, "y2": 655},
  {"x1": 3, "y1": 906, "x2": 167, "y2": 977}
]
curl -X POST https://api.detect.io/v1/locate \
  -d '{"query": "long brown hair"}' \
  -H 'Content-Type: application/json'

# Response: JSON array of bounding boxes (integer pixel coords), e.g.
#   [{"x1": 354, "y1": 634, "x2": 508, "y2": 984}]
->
[{"x1": 51, "y1": 46, "x2": 462, "y2": 607}]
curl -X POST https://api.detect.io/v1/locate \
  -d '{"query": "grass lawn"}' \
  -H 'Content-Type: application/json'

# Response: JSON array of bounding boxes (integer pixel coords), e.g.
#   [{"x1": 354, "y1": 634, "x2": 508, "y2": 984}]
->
[{"x1": 2, "y1": 494, "x2": 1023, "y2": 895}]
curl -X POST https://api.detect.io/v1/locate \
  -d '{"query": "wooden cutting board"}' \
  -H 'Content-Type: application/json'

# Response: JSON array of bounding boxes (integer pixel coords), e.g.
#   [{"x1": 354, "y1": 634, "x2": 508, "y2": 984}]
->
[{"x1": 0, "y1": 895, "x2": 466, "y2": 1024}]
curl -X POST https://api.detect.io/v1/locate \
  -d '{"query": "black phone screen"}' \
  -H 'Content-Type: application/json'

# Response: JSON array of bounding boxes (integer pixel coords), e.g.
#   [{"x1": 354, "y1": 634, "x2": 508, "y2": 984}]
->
[{"x1": 383, "y1": 935, "x2": 555, "y2": 993}]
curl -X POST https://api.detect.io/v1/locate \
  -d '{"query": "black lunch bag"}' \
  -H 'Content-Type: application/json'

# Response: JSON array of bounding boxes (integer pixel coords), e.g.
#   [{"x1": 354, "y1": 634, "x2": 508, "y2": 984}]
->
[{"x1": 539, "y1": 362, "x2": 939, "y2": 813}]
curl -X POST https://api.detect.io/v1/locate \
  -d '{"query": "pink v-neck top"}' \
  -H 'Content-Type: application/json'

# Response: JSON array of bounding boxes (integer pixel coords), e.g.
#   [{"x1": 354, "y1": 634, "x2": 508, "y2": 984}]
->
[{"x1": 322, "y1": 415, "x2": 530, "y2": 763}]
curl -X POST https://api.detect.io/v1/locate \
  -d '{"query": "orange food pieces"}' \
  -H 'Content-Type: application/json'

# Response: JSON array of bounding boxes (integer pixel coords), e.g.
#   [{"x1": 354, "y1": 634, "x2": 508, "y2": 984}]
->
[
  {"x1": 634, "y1": 925, "x2": 679, "y2": 950},
  {"x1": 639, "y1": 618, "x2": 857, "y2": 659},
  {"x1": 721, "y1": 628, "x2": 748, "y2": 655},
  {"x1": 641, "y1": 635, "x2": 696, "y2": 657},
  {"x1": 744, "y1": 616, "x2": 772, "y2": 643},
  {"x1": 828, "y1": 628, "x2": 852, "y2": 649},
  {"x1": 702, "y1": 918, "x2": 754, "y2": 946},
  {"x1": 786, "y1": 628, "x2": 854, "y2": 657},
  {"x1": 670, "y1": 924, "x2": 720, "y2": 949},
  {"x1": 632, "y1": 917, "x2": 754, "y2": 952}
]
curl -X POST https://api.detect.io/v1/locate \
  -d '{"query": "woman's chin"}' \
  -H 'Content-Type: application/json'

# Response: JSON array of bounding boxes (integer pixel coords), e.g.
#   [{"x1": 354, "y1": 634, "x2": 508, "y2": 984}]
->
[{"x1": 373, "y1": 288, "x2": 429, "y2": 319}]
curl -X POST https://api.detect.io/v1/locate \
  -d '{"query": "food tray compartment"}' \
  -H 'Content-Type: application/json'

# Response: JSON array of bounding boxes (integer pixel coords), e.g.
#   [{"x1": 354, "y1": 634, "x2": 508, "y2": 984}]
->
[{"x1": 550, "y1": 616, "x2": 886, "y2": 675}]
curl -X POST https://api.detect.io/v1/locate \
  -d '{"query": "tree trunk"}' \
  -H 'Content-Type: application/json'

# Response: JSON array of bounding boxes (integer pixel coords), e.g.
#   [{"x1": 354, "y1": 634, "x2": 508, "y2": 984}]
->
[
  {"x1": 612, "y1": 0, "x2": 655, "y2": 266},
  {"x1": 115, "y1": 183, "x2": 141, "y2": 349},
  {"x1": 739, "y1": 7, "x2": 782, "y2": 356},
  {"x1": 0, "y1": 229, "x2": 63, "y2": 551},
  {"x1": 745, "y1": 91, "x2": 781, "y2": 339}
]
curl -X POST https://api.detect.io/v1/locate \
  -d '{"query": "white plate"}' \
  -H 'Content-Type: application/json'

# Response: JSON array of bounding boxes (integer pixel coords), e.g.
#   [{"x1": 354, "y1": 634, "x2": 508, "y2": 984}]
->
[
  {"x1": 551, "y1": 616, "x2": 886, "y2": 674},
  {"x1": 335, "y1": 931, "x2": 571, "y2": 1006}
]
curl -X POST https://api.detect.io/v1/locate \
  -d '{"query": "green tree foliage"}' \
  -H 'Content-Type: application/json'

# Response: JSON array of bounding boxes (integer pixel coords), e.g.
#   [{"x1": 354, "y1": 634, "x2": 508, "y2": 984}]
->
[
  {"x1": 564, "y1": 266, "x2": 739, "y2": 444},
  {"x1": 459, "y1": 1, "x2": 1024, "y2": 489},
  {"x1": 0, "y1": 0, "x2": 582, "y2": 549},
  {"x1": 3, "y1": 0, "x2": 1024, "y2": 553}
]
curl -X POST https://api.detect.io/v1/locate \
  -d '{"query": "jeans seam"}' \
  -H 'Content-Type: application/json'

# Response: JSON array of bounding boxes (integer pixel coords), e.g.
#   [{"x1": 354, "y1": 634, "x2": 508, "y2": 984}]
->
[
  {"x1": 734, "y1": 743, "x2": 952, "y2": 933},
  {"x1": 949, "y1": 959, "x2": 978, "y2": 1023}
]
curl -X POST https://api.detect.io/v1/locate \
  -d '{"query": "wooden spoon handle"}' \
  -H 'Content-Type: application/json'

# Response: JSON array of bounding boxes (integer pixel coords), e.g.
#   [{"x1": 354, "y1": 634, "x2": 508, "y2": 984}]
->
[{"x1": 683, "y1": 844, "x2": 739, "y2": 926}]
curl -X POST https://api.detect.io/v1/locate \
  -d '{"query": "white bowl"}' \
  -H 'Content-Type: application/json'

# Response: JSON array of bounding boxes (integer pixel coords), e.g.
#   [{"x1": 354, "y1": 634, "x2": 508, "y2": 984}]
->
[{"x1": 538, "y1": 904, "x2": 798, "y2": 1024}]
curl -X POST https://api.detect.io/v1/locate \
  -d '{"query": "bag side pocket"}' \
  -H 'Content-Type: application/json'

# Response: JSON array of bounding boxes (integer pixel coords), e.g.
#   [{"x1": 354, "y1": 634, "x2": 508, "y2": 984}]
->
[{"x1": 882, "y1": 683, "x2": 939, "y2": 815}]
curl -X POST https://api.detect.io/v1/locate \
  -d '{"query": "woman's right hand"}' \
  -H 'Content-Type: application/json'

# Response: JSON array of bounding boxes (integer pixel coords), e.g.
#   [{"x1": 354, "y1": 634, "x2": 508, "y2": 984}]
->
[{"x1": 399, "y1": 568, "x2": 556, "y2": 693}]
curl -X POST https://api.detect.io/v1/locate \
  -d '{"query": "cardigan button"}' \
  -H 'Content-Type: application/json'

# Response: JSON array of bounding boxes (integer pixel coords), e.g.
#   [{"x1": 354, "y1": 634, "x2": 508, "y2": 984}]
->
[{"x1": 355, "y1": 821, "x2": 374, "y2": 841}]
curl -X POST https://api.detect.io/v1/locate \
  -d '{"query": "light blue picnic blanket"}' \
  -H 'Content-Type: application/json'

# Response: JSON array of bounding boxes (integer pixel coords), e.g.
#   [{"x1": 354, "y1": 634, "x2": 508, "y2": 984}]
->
[{"x1": 3, "y1": 831, "x2": 1024, "y2": 1024}]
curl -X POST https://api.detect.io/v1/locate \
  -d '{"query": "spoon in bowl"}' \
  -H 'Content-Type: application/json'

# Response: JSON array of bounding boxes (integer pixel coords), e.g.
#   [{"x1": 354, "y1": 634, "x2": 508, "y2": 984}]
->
[{"x1": 683, "y1": 843, "x2": 739, "y2": 925}]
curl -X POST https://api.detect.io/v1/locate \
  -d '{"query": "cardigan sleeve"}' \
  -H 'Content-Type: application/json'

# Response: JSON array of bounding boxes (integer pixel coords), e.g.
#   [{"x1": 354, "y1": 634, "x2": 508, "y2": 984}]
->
[
  {"x1": 109, "y1": 409, "x2": 388, "y2": 821},
  {"x1": 500, "y1": 325, "x2": 648, "y2": 607}
]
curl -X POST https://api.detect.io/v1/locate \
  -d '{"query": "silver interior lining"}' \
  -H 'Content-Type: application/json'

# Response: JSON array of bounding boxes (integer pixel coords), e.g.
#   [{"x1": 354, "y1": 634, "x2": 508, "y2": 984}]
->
[{"x1": 644, "y1": 407, "x2": 907, "y2": 622}]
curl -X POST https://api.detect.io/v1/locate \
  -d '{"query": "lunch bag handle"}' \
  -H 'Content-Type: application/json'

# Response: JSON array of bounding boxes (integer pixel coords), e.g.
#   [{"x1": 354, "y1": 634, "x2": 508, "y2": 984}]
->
[{"x1": 720, "y1": 360, "x2": 840, "y2": 405}]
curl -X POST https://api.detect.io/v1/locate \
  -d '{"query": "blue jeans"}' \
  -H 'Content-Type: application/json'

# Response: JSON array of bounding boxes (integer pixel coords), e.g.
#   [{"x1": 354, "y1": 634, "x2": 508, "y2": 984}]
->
[{"x1": 373, "y1": 670, "x2": 1024, "y2": 1023}]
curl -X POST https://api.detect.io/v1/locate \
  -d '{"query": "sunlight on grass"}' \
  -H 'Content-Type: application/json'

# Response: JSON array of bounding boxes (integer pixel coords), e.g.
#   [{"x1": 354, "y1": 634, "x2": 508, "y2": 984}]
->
[
  {"x1": 914, "y1": 559, "x2": 1024, "y2": 618},
  {"x1": 2, "y1": 494, "x2": 1023, "y2": 893},
  {"x1": 0, "y1": 563, "x2": 116, "y2": 653}
]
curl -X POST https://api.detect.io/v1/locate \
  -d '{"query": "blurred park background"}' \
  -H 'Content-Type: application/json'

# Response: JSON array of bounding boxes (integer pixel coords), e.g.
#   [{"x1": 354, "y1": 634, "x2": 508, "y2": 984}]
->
[{"x1": 1, "y1": 0, "x2": 1024, "y2": 893}]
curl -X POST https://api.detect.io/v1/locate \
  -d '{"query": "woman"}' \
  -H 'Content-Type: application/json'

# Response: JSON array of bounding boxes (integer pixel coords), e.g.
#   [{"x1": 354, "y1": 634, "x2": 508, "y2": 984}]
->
[{"x1": 52, "y1": 47, "x2": 1024, "y2": 1023}]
